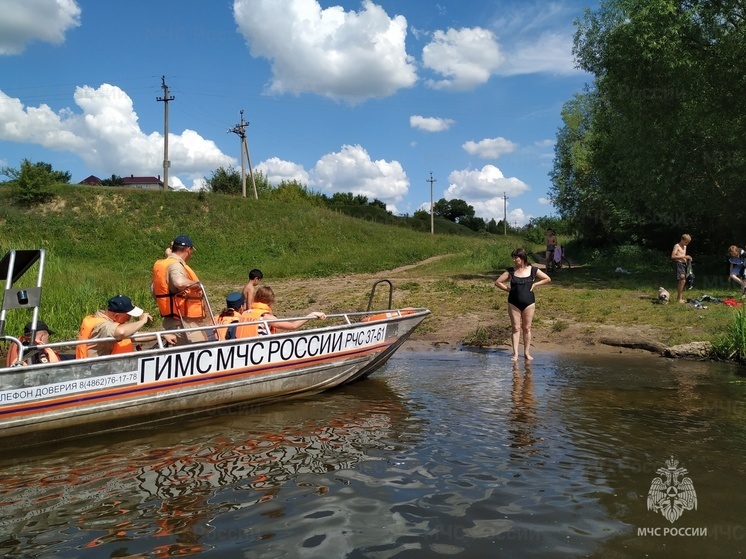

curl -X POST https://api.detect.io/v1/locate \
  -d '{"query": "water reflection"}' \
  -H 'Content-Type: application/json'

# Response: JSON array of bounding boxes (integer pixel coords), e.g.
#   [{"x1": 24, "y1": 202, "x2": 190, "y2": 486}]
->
[
  {"x1": 508, "y1": 361, "x2": 540, "y2": 455},
  {"x1": 1, "y1": 352, "x2": 745, "y2": 558},
  {"x1": 0, "y1": 379, "x2": 412, "y2": 558}
]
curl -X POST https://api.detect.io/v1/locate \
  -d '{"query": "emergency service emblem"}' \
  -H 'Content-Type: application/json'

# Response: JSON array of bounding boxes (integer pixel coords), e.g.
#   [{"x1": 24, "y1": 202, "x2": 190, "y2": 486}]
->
[{"x1": 646, "y1": 456, "x2": 697, "y2": 523}]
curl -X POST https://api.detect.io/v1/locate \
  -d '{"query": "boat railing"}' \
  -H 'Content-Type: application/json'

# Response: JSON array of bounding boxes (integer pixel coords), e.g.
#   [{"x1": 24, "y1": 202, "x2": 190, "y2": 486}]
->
[{"x1": 1, "y1": 307, "x2": 427, "y2": 369}]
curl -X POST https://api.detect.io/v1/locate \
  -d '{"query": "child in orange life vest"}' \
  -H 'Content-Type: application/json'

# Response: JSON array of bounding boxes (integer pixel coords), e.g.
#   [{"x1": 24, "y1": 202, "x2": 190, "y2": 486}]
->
[
  {"x1": 235, "y1": 286, "x2": 326, "y2": 338},
  {"x1": 5, "y1": 320, "x2": 61, "y2": 367},
  {"x1": 216, "y1": 292, "x2": 245, "y2": 341},
  {"x1": 77, "y1": 295, "x2": 176, "y2": 358}
]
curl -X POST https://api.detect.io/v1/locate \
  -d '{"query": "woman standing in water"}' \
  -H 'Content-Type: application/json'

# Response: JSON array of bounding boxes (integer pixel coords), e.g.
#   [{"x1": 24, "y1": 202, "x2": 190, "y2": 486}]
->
[{"x1": 494, "y1": 248, "x2": 551, "y2": 361}]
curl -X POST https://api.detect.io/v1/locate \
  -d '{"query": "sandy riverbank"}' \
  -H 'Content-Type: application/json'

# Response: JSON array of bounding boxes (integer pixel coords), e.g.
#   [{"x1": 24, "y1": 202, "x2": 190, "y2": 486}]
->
[{"x1": 264, "y1": 264, "x2": 673, "y2": 360}]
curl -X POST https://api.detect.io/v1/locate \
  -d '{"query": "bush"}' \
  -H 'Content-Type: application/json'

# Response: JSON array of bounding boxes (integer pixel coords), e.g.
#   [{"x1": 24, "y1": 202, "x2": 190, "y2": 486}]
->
[{"x1": 11, "y1": 159, "x2": 56, "y2": 206}]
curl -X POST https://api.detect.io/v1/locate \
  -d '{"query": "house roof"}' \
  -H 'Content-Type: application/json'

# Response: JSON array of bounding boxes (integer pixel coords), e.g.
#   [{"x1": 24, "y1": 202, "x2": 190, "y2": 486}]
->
[
  {"x1": 122, "y1": 175, "x2": 162, "y2": 184},
  {"x1": 79, "y1": 175, "x2": 102, "y2": 184}
]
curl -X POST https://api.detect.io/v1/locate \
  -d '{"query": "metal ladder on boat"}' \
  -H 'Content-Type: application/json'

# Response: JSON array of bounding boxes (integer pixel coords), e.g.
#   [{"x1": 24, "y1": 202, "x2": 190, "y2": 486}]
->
[{"x1": 366, "y1": 279, "x2": 393, "y2": 312}]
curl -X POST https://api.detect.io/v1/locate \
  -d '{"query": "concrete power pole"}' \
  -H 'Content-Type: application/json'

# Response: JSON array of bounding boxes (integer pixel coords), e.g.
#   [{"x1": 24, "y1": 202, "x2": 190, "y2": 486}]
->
[
  {"x1": 427, "y1": 172, "x2": 437, "y2": 235},
  {"x1": 156, "y1": 76, "x2": 175, "y2": 191},
  {"x1": 229, "y1": 110, "x2": 258, "y2": 199},
  {"x1": 503, "y1": 192, "x2": 508, "y2": 235}
]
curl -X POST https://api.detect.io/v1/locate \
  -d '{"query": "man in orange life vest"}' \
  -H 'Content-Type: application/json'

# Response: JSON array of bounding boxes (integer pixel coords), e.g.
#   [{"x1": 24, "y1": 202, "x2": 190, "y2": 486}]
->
[
  {"x1": 5, "y1": 320, "x2": 62, "y2": 366},
  {"x1": 152, "y1": 234, "x2": 213, "y2": 345},
  {"x1": 77, "y1": 295, "x2": 173, "y2": 358}
]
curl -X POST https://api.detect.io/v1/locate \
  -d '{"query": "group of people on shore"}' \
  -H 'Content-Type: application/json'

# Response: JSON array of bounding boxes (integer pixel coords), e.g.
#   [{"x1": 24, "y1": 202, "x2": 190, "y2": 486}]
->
[
  {"x1": 494, "y1": 231, "x2": 718, "y2": 361},
  {"x1": 14, "y1": 230, "x2": 738, "y2": 367},
  {"x1": 671, "y1": 233, "x2": 746, "y2": 304},
  {"x1": 6, "y1": 234, "x2": 326, "y2": 366}
]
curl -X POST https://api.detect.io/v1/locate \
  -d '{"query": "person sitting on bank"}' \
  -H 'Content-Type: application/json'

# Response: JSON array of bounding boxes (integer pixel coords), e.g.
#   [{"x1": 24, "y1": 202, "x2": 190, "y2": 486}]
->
[
  {"x1": 76, "y1": 295, "x2": 176, "y2": 358},
  {"x1": 216, "y1": 292, "x2": 245, "y2": 340},
  {"x1": 727, "y1": 245, "x2": 746, "y2": 294},
  {"x1": 236, "y1": 286, "x2": 326, "y2": 338},
  {"x1": 5, "y1": 320, "x2": 62, "y2": 366}
]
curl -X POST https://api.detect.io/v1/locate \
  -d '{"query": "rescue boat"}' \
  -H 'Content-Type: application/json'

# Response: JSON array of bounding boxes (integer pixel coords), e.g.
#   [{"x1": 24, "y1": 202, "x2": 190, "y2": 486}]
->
[{"x1": 0, "y1": 249, "x2": 429, "y2": 446}]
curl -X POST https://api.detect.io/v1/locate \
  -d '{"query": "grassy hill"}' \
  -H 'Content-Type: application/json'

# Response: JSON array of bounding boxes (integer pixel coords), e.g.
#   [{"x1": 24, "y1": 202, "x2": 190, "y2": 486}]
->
[{"x1": 0, "y1": 185, "x2": 520, "y2": 340}]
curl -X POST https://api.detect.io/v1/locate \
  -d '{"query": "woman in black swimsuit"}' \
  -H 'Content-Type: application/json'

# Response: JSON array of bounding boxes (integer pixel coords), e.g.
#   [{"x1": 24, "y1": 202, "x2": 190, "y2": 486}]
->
[{"x1": 494, "y1": 248, "x2": 551, "y2": 361}]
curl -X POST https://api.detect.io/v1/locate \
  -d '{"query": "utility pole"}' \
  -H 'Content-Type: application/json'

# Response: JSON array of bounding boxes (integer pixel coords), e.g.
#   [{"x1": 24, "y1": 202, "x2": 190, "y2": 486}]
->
[
  {"x1": 229, "y1": 110, "x2": 257, "y2": 199},
  {"x1": 503, "y1": 192, "x2": 508, "y2": 235},
  {"x1": 156, "y1": 76, "x2": 175, "y2": 191},
  {"x1": 427, "y1": 172, "x2": 436, "y2": 235}
]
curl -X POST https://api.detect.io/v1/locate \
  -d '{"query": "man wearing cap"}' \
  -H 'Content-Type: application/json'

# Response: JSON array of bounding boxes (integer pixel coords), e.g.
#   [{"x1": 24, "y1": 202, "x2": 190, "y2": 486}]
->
[
  {"x1": 5, "y1": 320, "x2": 61, "y2": 366},
  {"x1": 76, "y1": 295, "x2": 174, "y2": 358},
  {"x1": 152, "y1": 234, "x2": 212, "y2": 345},
  {"x1": 215, "y1": 292, "x2": 245, "y2": 341}
]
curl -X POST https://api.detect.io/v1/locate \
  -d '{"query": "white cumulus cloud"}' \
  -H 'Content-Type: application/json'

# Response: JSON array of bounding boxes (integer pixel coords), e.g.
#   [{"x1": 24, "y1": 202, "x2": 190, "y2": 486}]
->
[
  {"x1": 0, "y1": 0, "x2": 81, "y2": 55},
  {"x1": 309, "y1": 144, "x2": 408, "y2": 204},
  {"x1": 257, "y1": 157, "x2": 311, "y2": 185},
  {"x1": 410, "y1": 115, "x2": 454, "y2": 132},
  {"x1": 463, "y1": 137, "x2": 517, "y2": 158},
  {"x1": 445, "y1": 164, "x2": 529, "y2": 222},
  {"x1": 233, "y1": 0, "x2": 417, "y2": 103},
  {"x1": 422, "y1": 27, "x2": 503, "y2": 90},
  {"x1": 0, "y1": 84, "x2": 235, "y2": 188}
]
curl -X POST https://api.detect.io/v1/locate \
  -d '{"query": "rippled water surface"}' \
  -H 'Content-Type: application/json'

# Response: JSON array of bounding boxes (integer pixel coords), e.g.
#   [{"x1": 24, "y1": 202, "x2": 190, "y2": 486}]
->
[{"x1": 1, "y1": 350, "x2": 745, "y2": 558}]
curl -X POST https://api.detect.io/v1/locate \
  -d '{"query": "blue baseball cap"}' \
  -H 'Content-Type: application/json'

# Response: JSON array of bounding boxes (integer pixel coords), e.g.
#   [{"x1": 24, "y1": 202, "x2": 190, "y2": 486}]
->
[
  {"x1": 108, "y1": 295, "x2": 144, "y2": 317},
  {"x1": 172, "y1": 234, "x2": 194, "y2": 248},
  {"x1": 226, "y1": 292, "x2": 244, "y2": 309}
]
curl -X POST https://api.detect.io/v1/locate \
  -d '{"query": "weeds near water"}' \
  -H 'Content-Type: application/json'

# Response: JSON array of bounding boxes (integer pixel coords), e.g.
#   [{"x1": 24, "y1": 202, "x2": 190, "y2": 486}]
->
[
  {"x1": 711, "y1": 310, "x2": 746, "y2": 363},
  {"x1": 552, "y1": 320, "x2": 569, "y2": 333},
  {"x1": 462, "y1": 324, "x2": 510, "y2": 348}
]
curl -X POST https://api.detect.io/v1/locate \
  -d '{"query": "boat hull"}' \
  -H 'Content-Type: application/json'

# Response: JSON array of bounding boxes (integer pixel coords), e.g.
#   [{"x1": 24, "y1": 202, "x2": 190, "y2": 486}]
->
[{"x1": 0, "y1": 311, "x2": 427, "y2": 445}]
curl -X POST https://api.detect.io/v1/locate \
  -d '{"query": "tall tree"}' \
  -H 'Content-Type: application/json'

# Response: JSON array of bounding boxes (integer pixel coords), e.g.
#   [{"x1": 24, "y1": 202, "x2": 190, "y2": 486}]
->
[
  {"x1": 555, "y1": 0, "x2": 746, "y2": 252},
  {"x1": 433, "y1": 198, "x2": 476, "y2": 223}
]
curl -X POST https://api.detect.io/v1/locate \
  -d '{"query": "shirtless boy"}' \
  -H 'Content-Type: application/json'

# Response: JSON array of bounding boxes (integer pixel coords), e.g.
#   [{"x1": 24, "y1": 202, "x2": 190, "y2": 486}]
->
[
  {"x1": 671, "y1": 234, "x2": 692, "y2": 303},
  {"x1": 242, "y1": 268, "x2": 264, "y2": 310}
]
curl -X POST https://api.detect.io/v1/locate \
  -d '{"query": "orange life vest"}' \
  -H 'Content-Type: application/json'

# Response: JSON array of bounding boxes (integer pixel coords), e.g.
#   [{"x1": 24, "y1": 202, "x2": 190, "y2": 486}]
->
[
  {"x1": 235, "y1": 303, "x2": 274, "y2": 338},
  {"x1": 152, "y1": 257, "x2": 204, "y2": 319},
  {"x1": 5, "y1": 335, "x2": 61, "y2": 367},
  {"x1": 76, "y1": 314, "x2": 134, "y2": 359},
  {"x1": 216, "y1": 310, "x2": 241, "y2": 341}
]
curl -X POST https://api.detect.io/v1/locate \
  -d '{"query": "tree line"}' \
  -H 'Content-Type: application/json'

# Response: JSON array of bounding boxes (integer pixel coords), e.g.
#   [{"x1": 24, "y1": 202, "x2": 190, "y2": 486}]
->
[
  {"x1": 206, "y1": 165, "x2": 510, "y2": 234},
  {"x1": 551, "y1": 0, "x2": 746, "y2": 255},
  {"x1": 1, "y1": 157, "x2": 569, "y2": 240},
  {"x1": 1, "y1": 159, "x2": 514, "y2": 235}
]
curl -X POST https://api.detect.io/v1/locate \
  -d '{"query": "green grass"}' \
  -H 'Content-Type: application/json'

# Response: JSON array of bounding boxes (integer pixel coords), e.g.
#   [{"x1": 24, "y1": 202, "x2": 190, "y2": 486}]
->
[
  {"x1": 2, "y1": 185, "x2": 745, "y2": 362},
  {"x1": 0, "y1": 185, "x2": 509, "y2": 340}
]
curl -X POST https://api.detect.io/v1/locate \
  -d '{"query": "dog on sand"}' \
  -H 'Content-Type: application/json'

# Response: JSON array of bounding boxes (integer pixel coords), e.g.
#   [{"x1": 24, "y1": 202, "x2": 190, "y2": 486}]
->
[{"x1": 658, "y1": 287, "x2": 670, "y2": 304}]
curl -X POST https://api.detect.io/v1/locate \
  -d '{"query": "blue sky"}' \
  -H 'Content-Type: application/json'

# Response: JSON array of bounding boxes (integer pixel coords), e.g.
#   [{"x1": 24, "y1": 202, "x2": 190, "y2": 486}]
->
[{"x1": 0, "y1": 0, "x2": 597, "y2": 225}]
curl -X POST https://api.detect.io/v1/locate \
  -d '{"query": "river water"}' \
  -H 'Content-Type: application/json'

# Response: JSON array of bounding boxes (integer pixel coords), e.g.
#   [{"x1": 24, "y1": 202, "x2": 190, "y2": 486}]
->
[{"x1": 0, "y1": 349, "x2": 744, "y2": 558}]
